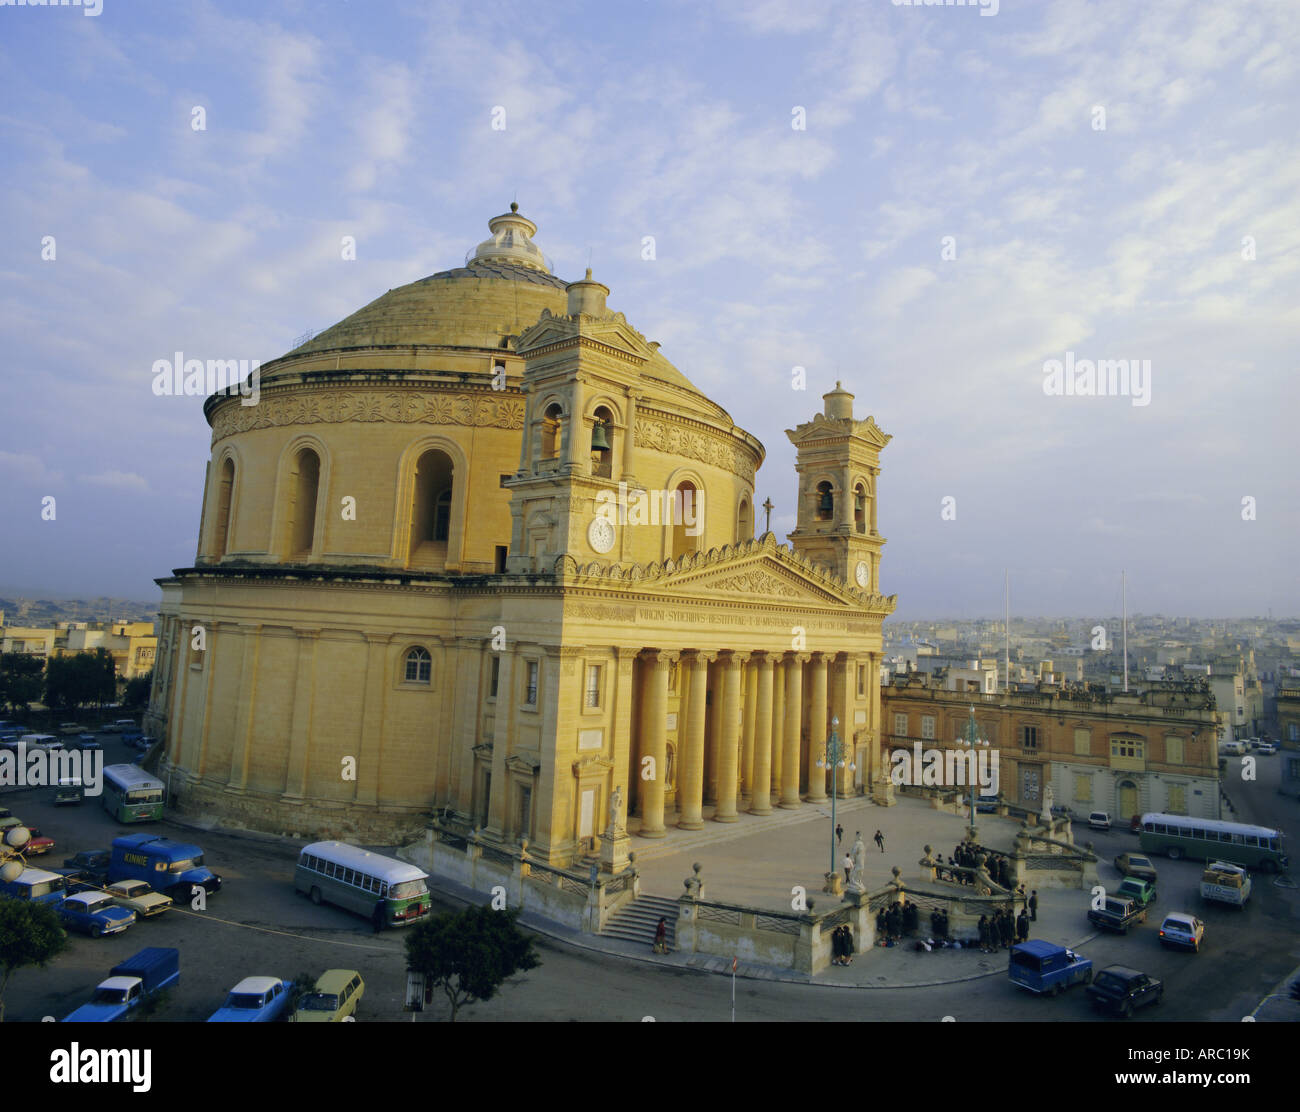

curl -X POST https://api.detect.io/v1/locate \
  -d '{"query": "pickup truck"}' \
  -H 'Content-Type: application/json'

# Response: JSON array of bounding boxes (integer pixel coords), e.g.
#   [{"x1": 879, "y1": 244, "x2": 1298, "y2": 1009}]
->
[
  {"x1": 63, "y1": 948, "x2": 180, "y2": 1022},
  {"x1": 1115, "y1": 877, "x2": 1157, "y2": 908},
  {"x1": 1008, "y1": 941, "x2": 1094, "y2": 996},
  {"x1": 1087, "y1": 895, "x2": 1147, "y2": 934},
  {"x1": 1200, "y1": 862, "x2": 1251, "y2": 907}
]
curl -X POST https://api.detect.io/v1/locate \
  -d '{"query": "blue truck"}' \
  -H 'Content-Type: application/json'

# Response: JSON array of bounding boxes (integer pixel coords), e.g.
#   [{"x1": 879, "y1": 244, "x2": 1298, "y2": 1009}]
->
[
  {"x1": 63, "y1": 948, "x2": 180, "y2": 1022},
  {"x1": 1008, "y1": 940, "x2": 1094, "y2": 996},
  {"x1": 109, "y1": 834, "x2": 222, "y2": 899}
]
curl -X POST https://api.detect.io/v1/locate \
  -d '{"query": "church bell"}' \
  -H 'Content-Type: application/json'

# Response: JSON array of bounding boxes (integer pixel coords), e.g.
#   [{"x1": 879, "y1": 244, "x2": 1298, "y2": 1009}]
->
[
  {"x1": 818, "y1": 489, "x2": 834, "y2": 516},
  {"x1": 590, "y1": 420, "x2": 611, "y2": 451}
]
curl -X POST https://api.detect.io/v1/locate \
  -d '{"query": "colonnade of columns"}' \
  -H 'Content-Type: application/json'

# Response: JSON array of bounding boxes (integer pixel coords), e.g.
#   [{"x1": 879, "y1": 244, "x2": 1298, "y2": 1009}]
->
[{"x1": 635, "y1": 648, "x2": 856, "y2": 838}]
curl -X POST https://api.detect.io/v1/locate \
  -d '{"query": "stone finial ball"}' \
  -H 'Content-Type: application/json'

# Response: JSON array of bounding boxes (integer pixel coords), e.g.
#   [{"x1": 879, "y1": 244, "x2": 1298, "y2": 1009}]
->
[
  {"x1": 693, "y1": 862, "x2": 702, "y2": 874},
  {"x1": 891, "y1": 866, "x2": 901, "y2": 879},
  {"x1": 924, "y1": 844, "x2": 932, "y2": 856}
]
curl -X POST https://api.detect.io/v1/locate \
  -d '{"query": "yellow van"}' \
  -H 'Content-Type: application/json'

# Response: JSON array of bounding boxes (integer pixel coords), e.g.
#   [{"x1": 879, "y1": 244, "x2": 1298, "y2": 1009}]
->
[{"x1": 292, "y1": 969, "x2": 364, "y2": 1022}]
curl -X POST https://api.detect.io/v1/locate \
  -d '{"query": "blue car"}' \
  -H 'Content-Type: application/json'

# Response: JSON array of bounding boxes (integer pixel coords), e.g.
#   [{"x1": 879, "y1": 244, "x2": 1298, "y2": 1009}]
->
[
  {"x1": 57, "y1": 892, "x2": 136, "y2": 937},
  {"x1": 207, "y1": 976, "x2": 293, "y2": 1022}
]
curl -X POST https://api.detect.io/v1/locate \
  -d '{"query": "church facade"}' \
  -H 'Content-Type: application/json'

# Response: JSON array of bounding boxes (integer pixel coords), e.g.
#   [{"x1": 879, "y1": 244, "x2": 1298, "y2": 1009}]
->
[{"x1": 145, "y1": 206, "x2": 897, "y2": 865}]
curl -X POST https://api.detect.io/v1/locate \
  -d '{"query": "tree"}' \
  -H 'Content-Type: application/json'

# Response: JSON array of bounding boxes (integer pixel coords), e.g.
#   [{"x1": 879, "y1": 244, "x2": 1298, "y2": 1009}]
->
[
  {"x1": 44, "y1": 649, "x2": 116, "y2": 711},
  {"x1": 0, "y1": 653, "x2": 44, "y2": 713},
  {"x1": 404, "y1": 903, "x2": 539, "y2": 1022},
  {"x1": 0, "y1": 898, "x2": 69, "y2": 1022},
  {"x1": 124, "y1": 670, "x2": 153, "y2": 710}
]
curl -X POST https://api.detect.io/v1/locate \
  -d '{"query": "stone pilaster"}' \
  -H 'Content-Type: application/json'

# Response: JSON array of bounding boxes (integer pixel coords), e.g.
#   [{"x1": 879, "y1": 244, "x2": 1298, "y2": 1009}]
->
[{"x1": 780, "y1": 653, "x2": 809, "y2": 808}]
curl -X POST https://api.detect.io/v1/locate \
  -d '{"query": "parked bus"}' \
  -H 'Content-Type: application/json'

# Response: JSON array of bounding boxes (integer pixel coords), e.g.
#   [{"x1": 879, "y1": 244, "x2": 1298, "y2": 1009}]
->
[
  {"x1": 294, "y1": 842, "x2": 432, "y2": 929},
  {"x1": 1138, "y1": 813, "x2": 1288, "y2": 872},
  {"x1": 102, "y1": 765, "x2": 165, "y2": 823}
]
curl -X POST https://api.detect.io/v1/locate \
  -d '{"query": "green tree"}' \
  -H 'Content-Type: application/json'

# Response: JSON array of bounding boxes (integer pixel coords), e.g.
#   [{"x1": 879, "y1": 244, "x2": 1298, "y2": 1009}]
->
[
  {"x1": 0, "y1": 653, "x2": 44, "y2": 713},
  {"x1": 123, "y1": 670, "x2": 153, "y2": 710},
  {"x1": 404, "y1": 903, "x2": 539, "y2": 1022},
  {"x1": 0, "y1": 898, "x2": 69, "y2": 1022},
  {"x1": 43, "y1": 649, "x2": 116, "y2": 710}
]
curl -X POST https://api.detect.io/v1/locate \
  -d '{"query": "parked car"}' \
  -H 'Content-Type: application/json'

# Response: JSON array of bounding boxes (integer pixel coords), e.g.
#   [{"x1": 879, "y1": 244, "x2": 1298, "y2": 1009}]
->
[
  {"x1": 23, "y1": 828, "x2": 56, "y2": 855},
  {"x1": 56, "y1": 892, "x2": 137, "y2": 937},
  {"x1": 51, "y1": 869, "x2": 95, "y2": 895},
  {"x1": 292, "y1": 970, "x2": 365, "y2": 1022},
  {"x1": 1255, "y1": 742, "x2": 1277, "y2": 755},
  {"x1": 58, "y1": 723, "x2": 86, "y2": 737},
  {"x1": 103, "y1": 879, "x2": 173, "y2": 918},
  {"x1": 1087, "y1": 965, "x2": 1164, "y2": 1017},
  {"x1": 76, "y1": 733, "x2": 99, "y2": 747},
  {"x1": 1088, "y1": 811, "x2": 1110, "y2": 831},
  {"x1": 1113, "y1": 853, "x2": 1158, "y2": 882},
  {"x1": 1158, "y1": 912, "x2": 1205, "y2": 953},
  {"x1": 207, "y1": 976, "x2": 293, "y2": 1022},
  {"x1": 54, "y1": 784, "x2": 84, "y2": 806},
  {"x1": 62, "y1": 850, "x2": 111, "y2": 885},
  {"x1": 1115, "y1": 877, "x2": 1157, "y2": 908},
  {"x1": 1087, "y1": 895, "x2": 1147, "y2": 934}
]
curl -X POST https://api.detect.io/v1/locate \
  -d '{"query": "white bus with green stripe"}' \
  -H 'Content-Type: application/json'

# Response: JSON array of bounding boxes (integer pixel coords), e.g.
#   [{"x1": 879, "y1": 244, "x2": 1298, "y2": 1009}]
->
[{"x1": 294, "y1": 842, "x2": 432, "y2": 928}]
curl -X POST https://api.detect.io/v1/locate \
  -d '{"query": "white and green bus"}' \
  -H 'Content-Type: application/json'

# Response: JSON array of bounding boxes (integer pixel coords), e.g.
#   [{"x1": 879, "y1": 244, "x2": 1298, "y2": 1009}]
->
[
  {"x1": 294, "y1": 842, "x2": 432, "y2": 929},
  {"x1": 1138, "y1": 813, "x2": 1288, "y2": 872},
  {"x1": 101, "y1": 764, "x2": 165, "y2": 823}
]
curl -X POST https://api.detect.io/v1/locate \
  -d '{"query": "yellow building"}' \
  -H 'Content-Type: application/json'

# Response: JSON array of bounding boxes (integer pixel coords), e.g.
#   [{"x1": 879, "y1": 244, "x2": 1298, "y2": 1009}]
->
[{"x1": 147, "y1": 205, "x2": 896, "y2": 864}]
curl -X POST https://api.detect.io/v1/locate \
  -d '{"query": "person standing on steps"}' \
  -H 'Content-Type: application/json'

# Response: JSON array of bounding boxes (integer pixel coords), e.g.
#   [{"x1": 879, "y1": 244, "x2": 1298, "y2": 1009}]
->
[{"x1": 653, "y1": 917, "x2": 668, "y2": 954}]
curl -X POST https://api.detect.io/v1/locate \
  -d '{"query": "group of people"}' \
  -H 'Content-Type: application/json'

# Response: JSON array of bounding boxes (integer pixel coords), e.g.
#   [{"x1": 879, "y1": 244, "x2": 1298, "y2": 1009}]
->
[
  {"x1": 874, "y1": 898, "x2": 921, "y2": 943},
  {"x1": 977, "y1": 907, "x2": 1029, "y2": 953},
  {"x1": 830, "y1": 924, "x2": 855, "y2": 965}
]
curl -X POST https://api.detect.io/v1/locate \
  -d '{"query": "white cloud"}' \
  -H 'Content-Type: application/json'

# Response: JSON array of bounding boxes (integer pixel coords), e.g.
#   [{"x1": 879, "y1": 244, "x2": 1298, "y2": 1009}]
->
[{"x1": 82, "y1": 471, "x2": 150, "y2": 493}]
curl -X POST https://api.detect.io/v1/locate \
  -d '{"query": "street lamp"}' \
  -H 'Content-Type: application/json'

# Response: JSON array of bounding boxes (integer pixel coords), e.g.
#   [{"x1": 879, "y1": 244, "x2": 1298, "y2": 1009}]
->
[
  {"x1": 1, "y1": 824, "x2": 32, "y2": 883},
  {"x1": 956, "y1": 706, "x2": 991, "y2": 843},
  {"x1": 816, "y1": 717, "x2": 855, "y2": 882}
]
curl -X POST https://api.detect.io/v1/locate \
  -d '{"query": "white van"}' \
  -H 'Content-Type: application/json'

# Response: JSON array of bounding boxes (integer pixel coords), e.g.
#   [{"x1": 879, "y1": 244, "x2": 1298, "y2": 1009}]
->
[
  {"x1": 1088, "y1": 811, "x2": 1111, "y2": 831},
  {"x1": 1219, "y1": 740, "x2": 1246, "y2": 756}
]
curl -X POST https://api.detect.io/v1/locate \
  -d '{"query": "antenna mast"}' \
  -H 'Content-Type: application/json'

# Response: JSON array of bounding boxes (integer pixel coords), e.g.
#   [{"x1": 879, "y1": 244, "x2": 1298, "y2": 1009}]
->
[{"x1": 1122, "y1": 570, "x2": 1128, "y2": 693}]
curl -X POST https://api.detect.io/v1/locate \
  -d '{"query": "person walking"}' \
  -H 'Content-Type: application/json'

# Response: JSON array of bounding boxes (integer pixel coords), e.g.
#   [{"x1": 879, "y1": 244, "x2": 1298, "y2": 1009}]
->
[
  {"x1": 1029, "y1": 890, "x2": 1038, "y2": 922},
  {"x1": 653, "y1": 916, "x2": 668, "y2": 954},
  {"x1": 843, "y1": 851, "x2": 853, "y2": 884},
  {"x1": 836, "y1": 822, "x2": 844, "y2": 846},
  {"x1": 874, "y1": 829, "x2": 885, "y2": 853},
  {"x1": 1017, "y1": 908, "x2": 1030, "y2": 943}
]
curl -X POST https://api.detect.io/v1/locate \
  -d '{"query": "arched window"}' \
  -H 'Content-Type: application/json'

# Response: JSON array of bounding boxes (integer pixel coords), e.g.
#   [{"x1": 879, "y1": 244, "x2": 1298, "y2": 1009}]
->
[
  {"x1": 737, "y1": 496, "x2": 753, "y2": 544},
  {"x1": 404, "y1": 646, "x2": 432, "y2": 683},
  {"x1": 410, "y1": 448, "x2": 454, "y2": 559},
  {"x1": 288, "y1": 448, "x2": 320, "y2": 558},
  {"x1": 590, "y1": 405, "x2": 614, "y2": 479},
  {"x1": 815, "y1": 480, "x2": 834, "y2": 522},
  {"x1": 214, "y1": 457, "x2": 235, "y2": 558},
  {"x1": 542, "y1": 404, "x2": 563, "y2": 461},
  {"x1": 854, "y1": 482, "x2": 867, "y2": 534},
  {"x1": 671, "y1": 480, "x2": 702, "y2": 560}
]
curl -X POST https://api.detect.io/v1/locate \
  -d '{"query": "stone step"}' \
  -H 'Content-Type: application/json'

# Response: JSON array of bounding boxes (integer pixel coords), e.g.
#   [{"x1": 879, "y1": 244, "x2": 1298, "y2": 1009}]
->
[{"x1": 601, "y1": 894, "x2": 680, "y2": 947}]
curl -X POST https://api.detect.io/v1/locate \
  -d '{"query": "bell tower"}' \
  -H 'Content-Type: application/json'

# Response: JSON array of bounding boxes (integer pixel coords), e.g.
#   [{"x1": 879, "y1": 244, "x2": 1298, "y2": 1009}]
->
[
  {"x1": 505, "y1": 269, "x2": 654, "y2": 572},
  {"x1": 785, "y1": 382, "x2": 891, "y2": 593}
]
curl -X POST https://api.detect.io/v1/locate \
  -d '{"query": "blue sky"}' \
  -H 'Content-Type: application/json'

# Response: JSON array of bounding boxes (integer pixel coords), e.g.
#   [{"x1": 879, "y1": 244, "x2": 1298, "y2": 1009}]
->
[{"x1": 0, "y1": 0, "x2": 1296, "y2": 618}]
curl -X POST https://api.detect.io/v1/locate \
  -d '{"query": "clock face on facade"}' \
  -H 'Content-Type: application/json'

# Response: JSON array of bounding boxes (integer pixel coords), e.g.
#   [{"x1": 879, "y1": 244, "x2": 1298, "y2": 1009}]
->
[
  {"x1": 855, "y1": 560, "x2": 870, "y2": 588},
  {"x1": 588, "y1": 516, "x2": 616, "y2": 554}
]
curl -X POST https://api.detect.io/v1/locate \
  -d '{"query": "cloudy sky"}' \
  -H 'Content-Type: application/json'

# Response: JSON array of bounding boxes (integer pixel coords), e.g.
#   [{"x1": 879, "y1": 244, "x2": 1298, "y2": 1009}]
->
[{"x1": 1, "y1": 0, "x2": 1296, "y2": 619}]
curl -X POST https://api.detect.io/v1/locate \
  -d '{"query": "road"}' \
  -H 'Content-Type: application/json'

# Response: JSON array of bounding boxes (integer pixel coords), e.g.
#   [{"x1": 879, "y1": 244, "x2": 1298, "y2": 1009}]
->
[{"x1": 3, "y1": 733, "x2": 1296, "y2": 1021}]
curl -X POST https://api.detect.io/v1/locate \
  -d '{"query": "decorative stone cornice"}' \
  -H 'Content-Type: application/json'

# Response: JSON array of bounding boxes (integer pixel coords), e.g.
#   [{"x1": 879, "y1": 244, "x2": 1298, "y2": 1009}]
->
[
  {"x1": 210, "y1": 383, "x2": 525, "y2": 445},
  {"x1": 572, "y1": 754, "x2": 615, "y2": 777},
  {"x1": 634, "y1": 410, "x2": 758, "y2": 484}
]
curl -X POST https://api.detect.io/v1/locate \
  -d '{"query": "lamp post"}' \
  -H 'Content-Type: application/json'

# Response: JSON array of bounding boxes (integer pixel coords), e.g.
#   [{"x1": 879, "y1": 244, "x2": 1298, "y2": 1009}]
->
[
  {"x1": 1, "y1": 824, "x2": 32, "y2": 884},
  {"x1": 956, "y1": 706, "x2": 990, "y2": 843},
  {"x1": 816, "y1": 717, "x2": 854, "y2": 881}
]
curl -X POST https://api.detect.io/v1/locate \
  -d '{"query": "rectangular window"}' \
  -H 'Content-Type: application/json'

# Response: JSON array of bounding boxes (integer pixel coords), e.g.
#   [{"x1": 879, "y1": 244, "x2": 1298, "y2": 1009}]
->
[
  {"x1": 1074, "y1": 773, "x2": 1091, "y2": 803},
  {"x1": 921, "y1": 715, "x2": 935, "y2": 740},
  {"x1": 1110, "y1": 737, "x2": 1145, "y2": 760},
  {"x1": 894, "y1": 713, "x2": 908, "y2": 737},
  {"x1": 1019, "y1": 725, "x2": 1039, "y2": 750},
  {"x1": 1073, "y1": 728, "x2": 1091, "y2": 756},
  {"x1": 525, "y1": 661, "x2": 539, "y2": 706},
  {"x1": 1165, "y1": 735, "x2": 1184, "y2": 764},
  {"x1": 1167, "y1": 785, "x2": 1185, "y2": 813},
  {"x1": 489, "y1": 656, "x2": 500, "y2": 699},
  {"x1": 857, "y1": 664, "x2": 866, "y2": 696},
  {"x1": 585, "y1": 665, "x2": 602, "y2": 708}
]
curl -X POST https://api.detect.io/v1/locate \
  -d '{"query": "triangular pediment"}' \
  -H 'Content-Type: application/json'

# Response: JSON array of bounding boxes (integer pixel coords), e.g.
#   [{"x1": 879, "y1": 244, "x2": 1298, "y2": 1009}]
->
[
  {"x1": 786, "y1": 412, "x2": 891, "y2": 450},
  {"x1": 557, "y1": 534, "x2": 895, "y2": 611},
  {"x1": 517, "y1": 309, "x2": 652, "y2": 363}
]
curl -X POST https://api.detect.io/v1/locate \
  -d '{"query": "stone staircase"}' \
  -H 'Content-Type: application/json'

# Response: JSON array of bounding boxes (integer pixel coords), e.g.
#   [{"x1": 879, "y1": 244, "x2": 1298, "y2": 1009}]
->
[{"x1": 601, "y1": 893, "x2": 680, "y2": 950}]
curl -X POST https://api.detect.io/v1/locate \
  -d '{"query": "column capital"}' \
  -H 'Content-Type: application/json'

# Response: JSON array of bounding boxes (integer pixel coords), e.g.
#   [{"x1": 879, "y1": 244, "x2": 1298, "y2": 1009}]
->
[
  {"x1": 785, "y1": 652, "x2": 812, "y2": 665},
  {"x1": 719, "y1": 649, "x2": 751, "y2": 667},
  {"x1": 684, "y1": 649, "x2": 718, "y2": 666},
  {"x1": 639, "y1": 648, "x2": 679, "y2": 665}
]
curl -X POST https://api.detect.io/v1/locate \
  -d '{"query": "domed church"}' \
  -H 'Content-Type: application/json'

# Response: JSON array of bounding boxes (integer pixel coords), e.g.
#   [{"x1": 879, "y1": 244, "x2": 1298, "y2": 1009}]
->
[{"x1": 146, "y1": 205, "x2": 897, "y2": 865}]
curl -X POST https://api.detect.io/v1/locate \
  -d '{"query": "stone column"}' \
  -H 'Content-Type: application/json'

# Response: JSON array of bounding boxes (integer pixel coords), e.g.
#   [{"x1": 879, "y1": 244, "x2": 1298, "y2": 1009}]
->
[
  {"x1": 715, "y1": 651, "x2": 746, "y2": 822},
  {"x1": 780, "y1": 653, "x2": 808, "y2": 808},
  {"x1": 806, "y1": 653, "x2": 829, "y2": 803},
  {"x1": 740, "y1": 657, "x2": 757, "y2": 804},
  {"x1": 869, "y1": 468, "x2": 879, "y2": 535},
  {"x1": 622, "y1": 388, "x2": 640, "y2": 485},
  {"x1": 638, "y1": 650, "x2": 670, "y2": 837},
  {"x1": 771, "y1": 656, "x2": 785, "y2": 798},
  {"x1": 679, "y1": 651, "x2": 712, "y2": 829},
  {"x1": 750, "y1": 653, "x2": 775, "y2": 815},
  {"x1": 837, "y1": 469, "x2": 855, "y2": 529},
  {"x1": 282, "y1": 629, "x2": 319, "y2": 799}
]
